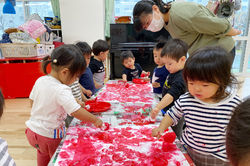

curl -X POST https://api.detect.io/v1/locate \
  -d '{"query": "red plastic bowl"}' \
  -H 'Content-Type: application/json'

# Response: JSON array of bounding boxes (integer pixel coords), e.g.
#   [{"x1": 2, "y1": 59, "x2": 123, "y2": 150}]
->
[
  {"x1": 85, "y1": 101, "x2": 111, "y2": 112},
  {"x1": 132, "y1": 78, "x2": 149, "y2": 84}
]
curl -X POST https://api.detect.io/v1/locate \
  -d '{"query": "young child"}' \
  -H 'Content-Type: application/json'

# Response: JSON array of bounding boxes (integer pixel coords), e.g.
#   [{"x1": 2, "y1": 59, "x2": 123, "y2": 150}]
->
[
  {"x1": 77, "y1": 41, "x2": 96, "y2": 98},
  {"x1": 121, "y1": 50, "x2": 149, "y2": 82},
  {"x1": 152, "y1": 41, "x2": 169, "y2": 98},
  {"x1": 25, "y1": 44, "x2": 103, "y2": 166},
  {"x1": 0, "y1": 90, "x2": 16, "y2": 166},
  {"x1": 152, "y1": 46, "x2": 241, "y2": 165},
  {"x1": 150, "y1": 39, "x2": 187, "y2": 119},
  {"x1": 150, "y1": 39, "x2": 187, "y2": 138},
  {"x1": 89, "y1": 39, "x2": 109, "y2": 90},
  {"x1": 226, "y1": 98, "x2": 250, "y2": 166}
]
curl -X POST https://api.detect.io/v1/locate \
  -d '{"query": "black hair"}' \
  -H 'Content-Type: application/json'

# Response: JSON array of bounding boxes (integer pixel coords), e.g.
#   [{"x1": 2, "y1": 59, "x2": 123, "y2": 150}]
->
[
  {"x1": 92, "y1": 39, "x2": 109, "y2": 56},
  {"x1": 0, "y1": 90, "x2": 4, "y2": 118},
  {"x1": 75, "y1": 41, "x2": 92, "y2": 56},
  {"x1": 183, "y1": 46, "x2": 237, "y2": 101},
  {"x1": 133, "y1": 0, "x2": 171, "y2": 31},
  {"x1": 154, "y1": 40, "x2": 167, "y2": 50},
  {"x1": 121, "y1": 51, "x2": 135, "y2": 63},
  {"x1": 161, "y1": 39, "x2": 188, "y2": 61},
  {"x1": 42, "y1": 44, "x2": 86, "y2": 78},
  {"x1": 226, "y1": 98, "x2": 250, "y2": 166}
]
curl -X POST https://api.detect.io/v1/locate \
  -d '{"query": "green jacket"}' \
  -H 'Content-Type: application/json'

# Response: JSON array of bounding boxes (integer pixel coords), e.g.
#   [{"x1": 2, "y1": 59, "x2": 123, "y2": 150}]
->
[{"x1": 165, "y1": 2, "x2": 234, "y2": 55}]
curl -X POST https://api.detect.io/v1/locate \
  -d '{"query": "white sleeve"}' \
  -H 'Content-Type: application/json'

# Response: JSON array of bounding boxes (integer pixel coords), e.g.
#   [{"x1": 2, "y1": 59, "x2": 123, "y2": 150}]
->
[{"x1": 56, "y1": 86, "x2": 81, "y2": 115}]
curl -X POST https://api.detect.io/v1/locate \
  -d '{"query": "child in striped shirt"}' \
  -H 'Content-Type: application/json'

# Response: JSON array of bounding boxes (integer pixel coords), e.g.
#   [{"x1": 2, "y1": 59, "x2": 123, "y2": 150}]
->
[
  {"x1": 152, "y1": 46, "x2": 241, "y2": 166},
  {"x1": 0, "y1": 90, "x2": 16, "y2": 166}
]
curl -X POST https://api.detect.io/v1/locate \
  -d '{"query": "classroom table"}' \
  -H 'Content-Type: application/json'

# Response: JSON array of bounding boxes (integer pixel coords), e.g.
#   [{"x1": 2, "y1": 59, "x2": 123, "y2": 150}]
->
[{"x1": 48, "y1": 80, "x2": 195, "y2": 166}]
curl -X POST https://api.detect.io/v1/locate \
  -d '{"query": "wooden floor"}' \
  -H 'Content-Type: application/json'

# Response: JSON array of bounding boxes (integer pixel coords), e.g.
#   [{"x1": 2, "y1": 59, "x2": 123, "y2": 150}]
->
[{"x1": 0, "y1": 98, "x2": 37, "y2": 166}]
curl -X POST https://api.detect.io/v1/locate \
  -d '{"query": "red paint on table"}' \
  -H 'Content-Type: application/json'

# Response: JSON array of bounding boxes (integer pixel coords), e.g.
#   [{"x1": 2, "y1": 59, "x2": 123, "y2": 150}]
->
[
  {"x1": 57, "y1": 126, "x2": 187, "y2": 166},
  {"x1": 163, "y1": 132, "x2": 176, "y2": 143},
  {"x1": 97, "y1": 81, "x2": 154, "y2": 103}
]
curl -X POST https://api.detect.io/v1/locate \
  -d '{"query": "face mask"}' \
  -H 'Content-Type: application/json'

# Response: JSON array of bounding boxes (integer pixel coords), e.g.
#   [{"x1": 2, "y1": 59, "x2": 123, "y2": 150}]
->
[{"x1": 146, "y1": 11, "x2": 165, "y2": 32}]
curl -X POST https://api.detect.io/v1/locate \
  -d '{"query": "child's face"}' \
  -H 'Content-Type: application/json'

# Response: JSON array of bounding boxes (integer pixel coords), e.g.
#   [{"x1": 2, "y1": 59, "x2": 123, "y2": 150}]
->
[
  {"x1": 162, "y1": 56, "x2": 186, "y2": 74},
  {"x1": 187, "y1": 79, "x2": 219, "y2": 103},
  {"x1": 153, "y1": 49, "x2": 164, "y2": 66},
  {"x1": 84, "y1": 54, "x2": 91, "y2": 66},
  {"x1": 123, "y1": 57, "x2": 135, "y2": 69},
  {"x1": 99, "y1": 50, "x2": 109, "y2": 61}
]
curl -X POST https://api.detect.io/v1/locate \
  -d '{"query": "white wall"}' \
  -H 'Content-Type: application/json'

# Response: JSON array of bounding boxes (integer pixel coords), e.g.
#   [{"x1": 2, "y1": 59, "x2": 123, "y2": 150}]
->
[{"x1": 59, "y1": 0, "x2": 105, "y2": 46}]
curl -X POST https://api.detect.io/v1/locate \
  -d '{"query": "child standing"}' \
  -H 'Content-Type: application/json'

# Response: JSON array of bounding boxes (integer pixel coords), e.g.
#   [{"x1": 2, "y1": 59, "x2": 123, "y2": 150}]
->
[
  {"x1": 25, "y1": 44, "x2": 103, "y2": 166},
  {"x1": 77, "y1": 42, "x2": 96, "y2": 98},
  {"x1": 0, "y1": 90, "x2": 16, "y2": 166},
  {"x1": 89, "y1": 39, "x2": 109, "y2": 90},
  {"x1": 152, "y1": 41, "x2": 169, "y2": 98},
  {"x1": 121, "y1": 50, "x2": 149, "y2": 82},
  {"x1": 152, "y1": 46, "x2": 241, "y2": 166},
  {"x1": 150, "y1": 39, "x2": 187, "y2": 138},
  {"x1": 226, "y1": 98, "x2": 250, "y2": 166}
]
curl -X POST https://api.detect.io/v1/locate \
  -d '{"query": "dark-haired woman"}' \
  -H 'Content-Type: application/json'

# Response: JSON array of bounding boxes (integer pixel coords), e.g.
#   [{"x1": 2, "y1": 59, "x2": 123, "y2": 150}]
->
[{"x1": 133, "y1": 0, "x2": 241, "y2": 64}]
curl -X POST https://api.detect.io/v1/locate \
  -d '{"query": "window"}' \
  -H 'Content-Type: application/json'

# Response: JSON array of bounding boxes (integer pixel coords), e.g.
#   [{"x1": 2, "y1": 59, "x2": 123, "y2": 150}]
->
[{"x1": 0, "y1": 0, "x2": 53, "y2": 38}]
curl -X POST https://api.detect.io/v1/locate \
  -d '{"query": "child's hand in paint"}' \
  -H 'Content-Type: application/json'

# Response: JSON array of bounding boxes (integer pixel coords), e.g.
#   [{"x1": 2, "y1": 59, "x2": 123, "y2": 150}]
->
[
  {"x1": 93, "y1": 118, "x2": 103, "y2": 128},
  {"x1": 76, "y1": 98, "x2": 85, "y2": 108},
  {"x1": 150, "y1": 107, "x2": 160, "y2": 119},
  {"x1": 85, "y1": 90, "x2": 92, "y2": 97},
  {"x1": 152, "y1": 127, "x2": 164, "y2": 139}
]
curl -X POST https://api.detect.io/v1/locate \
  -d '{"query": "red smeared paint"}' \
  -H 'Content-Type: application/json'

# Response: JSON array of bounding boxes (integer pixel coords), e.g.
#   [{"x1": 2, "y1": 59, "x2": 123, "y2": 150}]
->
[
  {"x1": 97, "y1": 81, "x2": 154, "y2": 103},
  {"x1": 162, "y1": 142, "x2": 178, "y2": 152},
  {"x1": 163, "y1": 132, "x2": 176, "y2": 143},
  {"x1": 58, "y1": 126, "x2": 186, "y2": 166},
  {"x1": 59, "y1": 151, "x2": 70, "y2": 159},
  {"x1": 101, "y1": 122, "x2": 110, "y2": 131}
]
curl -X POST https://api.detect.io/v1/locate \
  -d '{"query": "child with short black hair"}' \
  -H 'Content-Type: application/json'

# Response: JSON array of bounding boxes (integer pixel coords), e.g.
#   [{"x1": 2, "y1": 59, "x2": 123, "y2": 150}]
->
[
  {"x1": 152, "y1": 41, "x2": 169, "y2": 98},
  {"x1": 0, "y1": 90, "x2": 16, "y2": 166},
  {"x1": 77, "y1": 41, "x2": 96, "y2": 97},
  {"x1": 25, "y1": 44, "x2": 103, "y2": 166},
  {"x1": 121, "y1": 50, "x2": 149, "y2": 82},
  {"x1": 151, "y1": 39, "x2": 188, "y2": 119},
  {"x1": 226, "y1": 98, "x2": 250, "y2": 166},
  {"x1": 152, "y1": 46, "x2": 241, "y2": 166},
  {"x1": 89, "y1": 39, "x2": 109, "y2": 89}
]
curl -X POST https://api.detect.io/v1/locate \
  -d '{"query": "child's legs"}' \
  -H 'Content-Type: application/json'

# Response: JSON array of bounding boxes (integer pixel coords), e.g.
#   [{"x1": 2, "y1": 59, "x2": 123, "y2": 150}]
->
[
  {"x1": 186, "y1": 146, "x2": 231, "y2": 166},
  {"x1": 25, "y1": 128, "x2": 62, "y2": 166}
]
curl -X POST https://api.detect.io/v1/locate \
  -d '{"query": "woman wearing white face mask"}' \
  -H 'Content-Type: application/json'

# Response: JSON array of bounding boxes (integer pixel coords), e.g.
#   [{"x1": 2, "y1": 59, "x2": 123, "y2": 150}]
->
[{"x1": 133, "y1": 0, "x2": 241, "y2": 65}]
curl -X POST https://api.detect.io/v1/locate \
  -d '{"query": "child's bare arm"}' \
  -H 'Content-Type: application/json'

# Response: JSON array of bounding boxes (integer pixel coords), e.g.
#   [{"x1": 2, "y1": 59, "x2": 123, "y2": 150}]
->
[
  {"x1": 152, "y1": 114, "x2": 174, "y2": 139},
  {"x1": 150, "y1": 93, "x2": 174, "y2": 119},
  {"x1": 122, "y1": 74, "x2": 127, "y2": 82},
  {"x1": 80, "y1": 85, "x2": 92, "y2": 97},
  {"x1": 152, "y1": 82, "x2": 161, "y2": 88},
  {"x1": 71, "y1": 107, "x2": 103, "y2": 128},
  {"x1": 94, "y1": 80, "x2": 102, "y2": 89}
]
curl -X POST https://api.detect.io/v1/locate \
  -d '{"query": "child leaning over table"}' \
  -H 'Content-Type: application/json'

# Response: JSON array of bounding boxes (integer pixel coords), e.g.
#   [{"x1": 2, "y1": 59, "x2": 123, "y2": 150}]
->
[
  {"x1": 152, "y1": 46, "x2": 241, "y2": 166},
  {"x1": 77, "y1": 41, "x2": 96, "y2": 98},
  {"x1": 121, "y1": 50, "x2": 149, "y2": 82},
  {"x1": 0, "y1": 90, "x2": 16, "y2": 166},
  {"x1": 66, "y1": 42, "x2": 93, "y2": 127},
  {"x1": 150, "y1": 39, "x2": 188, "y2": 138},
  {"x1": 152, "y1": 41, "x2": 169, "y2": 99},
  {"x1": 89, "y1": 39, "x2": 109, "y2": 91},
  {"x1": 25, "y1": 44, "x2": 103, "y2": 166}
]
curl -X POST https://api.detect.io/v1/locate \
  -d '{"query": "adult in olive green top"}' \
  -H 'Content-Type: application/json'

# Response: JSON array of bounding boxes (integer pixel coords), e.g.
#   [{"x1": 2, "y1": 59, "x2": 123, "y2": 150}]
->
[{"x1": 133, "y1": 0, "x2": 241, "y2": 62}]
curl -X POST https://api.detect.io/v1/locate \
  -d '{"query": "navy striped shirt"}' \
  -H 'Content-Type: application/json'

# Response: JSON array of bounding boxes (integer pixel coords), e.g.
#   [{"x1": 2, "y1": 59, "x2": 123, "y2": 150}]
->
[{"x1": 167, "y1": 92, "x2": 241, "y2": 161}]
